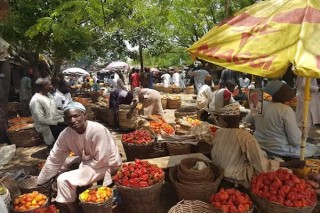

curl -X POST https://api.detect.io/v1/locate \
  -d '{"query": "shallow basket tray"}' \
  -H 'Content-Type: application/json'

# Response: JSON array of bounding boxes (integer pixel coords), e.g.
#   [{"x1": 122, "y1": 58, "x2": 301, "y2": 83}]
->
[
  {"x1": 18, "y1": 176, "x2": 52, "y2": 197},
  {"x1": 116, "y1": 177, "x2": 164, "y2": 213},
  {"x1": 174, "y1": 107, "x2": 199, "y2": 119},
  {"x1": 168, "y1": 200, "x2": 214, "y2": 213},
  {"x1": 122, "y1": 140, "x2": 156, "y2": 161},
  {"x1": 79, "y1": 185, "x2": 113, "y2": 213},
  {"x1": 251, "y1": 192, "x2": 316, "y2": 213},
  {"x1": 179, "y1": 158, "x2": 213, "y2": 178},
  {"x1": 166, "y1": 143, "x2": 191, "y2": 156}
]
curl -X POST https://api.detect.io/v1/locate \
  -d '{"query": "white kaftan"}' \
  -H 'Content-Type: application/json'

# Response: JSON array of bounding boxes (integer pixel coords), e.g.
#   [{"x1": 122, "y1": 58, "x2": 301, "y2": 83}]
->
[
  {"x1": 161, "y1": 73, "x2": 171, "y2": 88},
  {"x1": 29, "y1": 93, "x2": 64, "y2": 145},
  {"x1": 172, "y1": 73, "x2": 180, "y2": 87},
  {"x1": 37, "y1": 121, "x2": 122, "y2": 203},
  {"x1": 196, "y1": 85, "x2": 212, "y2": 110}
]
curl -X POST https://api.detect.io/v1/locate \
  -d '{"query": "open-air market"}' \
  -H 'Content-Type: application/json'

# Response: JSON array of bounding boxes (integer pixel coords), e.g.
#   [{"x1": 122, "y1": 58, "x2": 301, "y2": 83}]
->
[{"x1": 1, "y1": 0, "x2": 320, "y2": 212}]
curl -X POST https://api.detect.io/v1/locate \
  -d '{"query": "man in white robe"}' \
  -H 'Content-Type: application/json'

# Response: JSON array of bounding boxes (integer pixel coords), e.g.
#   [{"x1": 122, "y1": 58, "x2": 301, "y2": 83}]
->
[
  {"x1": 37, "y1": 102, "x2": 122, "y2": 213},
  {"x1": 172, "y1": 70, "x2": 180, "y2": 87},
  {"x1": 161, "y1": 72, "x2": 171, "y2": 88}
]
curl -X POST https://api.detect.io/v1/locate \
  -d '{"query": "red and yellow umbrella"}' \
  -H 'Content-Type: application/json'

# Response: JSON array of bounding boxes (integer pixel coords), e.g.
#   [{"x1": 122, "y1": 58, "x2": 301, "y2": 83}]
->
[{"x1": 188, "y1": 0, "x2": 320, "y2": 159}]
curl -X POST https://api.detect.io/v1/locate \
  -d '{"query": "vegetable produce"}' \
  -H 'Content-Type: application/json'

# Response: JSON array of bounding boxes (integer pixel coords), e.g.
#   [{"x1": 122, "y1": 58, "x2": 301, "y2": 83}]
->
[
  {"x1": 0, "y1": 186, "x2": 6, "y2": 195},
  {"x1": 210, "y1": 126, "x2": 218, "y2": 135},
  {"x1": 34, "y1": 205, "x2": 60, "y2": 213},
  {"x1": 149, "y1": 115, "x2": 175, "y2": 135},
  {"x1": 122, "y1": 130, "x2": 153, "y2": 144},
  {"x1": 79, "y1": 186, "x2": 112, "y2": 203},
  {"x1": 113, "y1": 159, "x2": 164, "y2": 188},
  {"x1": 185, "y1": 117, "x2": 201, "y2": 126},
  {"x1": 210, "y1": 188, "x2": 253, "y2": 213},
  {"x1": 13, "y1": 191, "x2": 47, "y2": 212},
  {"x1": 251, "y1": 169, "x2": 317, "y2": 207}
]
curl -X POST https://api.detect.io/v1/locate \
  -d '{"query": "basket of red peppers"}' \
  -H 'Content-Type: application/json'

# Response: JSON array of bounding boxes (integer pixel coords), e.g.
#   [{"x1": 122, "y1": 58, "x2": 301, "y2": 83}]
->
[
  {"x1": 251, "y1": 169, "x2": 317, "y2": 213},
  {"x1": 121, "y1": 130, "x2": 155, "y2": 161},
  {"x1": 113, "y1": 159, "x2": 164, "y2": 213}
]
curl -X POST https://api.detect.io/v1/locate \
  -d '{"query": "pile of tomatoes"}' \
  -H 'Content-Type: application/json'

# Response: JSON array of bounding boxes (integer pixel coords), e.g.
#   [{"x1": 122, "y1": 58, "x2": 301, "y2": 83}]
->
[
  {"x1": 13, "y1": 191, "x2": 47, "y2": 212},
  {"x1": 149, "y1": 115, "x2": 175, "y2": 135},
  {"x1": 122, "y1": 130, "x2": 153, "y2": 144},
  {"x1": 210, "y1": 188, "x2": 253, "y2": 213},
  {"x1": 113, "y1": 159, "x2": 164, "y2": 188},
  {"x1": 34, "y1": 205, "x2": 60, "y2": 213},
  {"x1": 251, "y1": 169, "x2": 317, "y2": 207}
]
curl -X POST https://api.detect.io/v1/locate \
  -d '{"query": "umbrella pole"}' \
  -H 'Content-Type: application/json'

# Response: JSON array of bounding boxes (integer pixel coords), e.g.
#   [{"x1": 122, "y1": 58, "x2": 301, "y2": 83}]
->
[{"x1": 300, "y1": 77, "x2": 311, "y2": 160}]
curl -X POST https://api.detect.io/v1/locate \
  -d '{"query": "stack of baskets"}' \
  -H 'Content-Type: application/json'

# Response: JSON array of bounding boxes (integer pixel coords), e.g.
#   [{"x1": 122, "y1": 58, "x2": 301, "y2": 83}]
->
[
  {"x1": 167, "y1": 96, "x2": 182, "y2": 109},
  {"x1": 172, "y1": 87, "x2": 183, "y2": 94},
  {"x1": 116, "y1": 177, "x2": 164, "y2": 213},
  {"x1": 7, "y1": 123, "x2": 43, "y2": 147},
  {"x1": 161, "y1": 96, "x2": 168, "y2": 109},
  {"x1": 174, "y1": 107, "x2": 199, "y2": 119},
  {"x1": 169, "y1": 158, "x2": 223, "y2": 202},
  {"x1": 168, "y1": 200, "x2": 213, "y2": 213},
  {"x1": 163, "y1": 87, "x2": 173, "y2": 93},
  {"x1": 118, "y1": 104, "x2": 138, "y2": 130},
  {"x1": 185, "y1": 86, "x2": 195, "y2": 94}
]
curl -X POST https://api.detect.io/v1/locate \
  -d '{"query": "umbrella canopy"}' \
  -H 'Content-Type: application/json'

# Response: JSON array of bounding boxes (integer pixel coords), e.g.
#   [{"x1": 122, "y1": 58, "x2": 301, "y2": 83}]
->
[
  {"x1": 187, "y1": 0, "x2": 320, "y2": 78},
  {"x1": 106, "y1": 61, "x2": 129, "y2": 71},
  {"x1": 151, "y1": 68, "x2": 159, "y2": 72},
  {"x1": 62, "y1": 68, "x2": 89, "y2": 76}
]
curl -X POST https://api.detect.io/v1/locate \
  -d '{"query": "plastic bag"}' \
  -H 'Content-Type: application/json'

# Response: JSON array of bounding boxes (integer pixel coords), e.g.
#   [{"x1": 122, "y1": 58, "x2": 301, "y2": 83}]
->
[{"x1": 0, "y1": 144, "x2": 16, "y2": 169}]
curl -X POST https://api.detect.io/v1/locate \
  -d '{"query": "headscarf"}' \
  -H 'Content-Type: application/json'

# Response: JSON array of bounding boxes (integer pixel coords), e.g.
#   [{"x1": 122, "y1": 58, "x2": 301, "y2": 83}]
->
[{"x1": 63, "y1": 102, "x2": 86, "y2": 112}]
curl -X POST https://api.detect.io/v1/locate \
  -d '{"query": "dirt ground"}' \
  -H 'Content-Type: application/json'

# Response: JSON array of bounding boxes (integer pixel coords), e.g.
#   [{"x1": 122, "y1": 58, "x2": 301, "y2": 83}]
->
[{"x1": 1, "y1": 92, "x2": 320, "y2": 212}]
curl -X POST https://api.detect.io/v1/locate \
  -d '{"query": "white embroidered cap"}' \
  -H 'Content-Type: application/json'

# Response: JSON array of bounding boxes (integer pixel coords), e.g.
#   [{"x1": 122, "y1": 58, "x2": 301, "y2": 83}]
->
[{"x1": 222, "y1": 103, "x2": 240, "y2": 116}]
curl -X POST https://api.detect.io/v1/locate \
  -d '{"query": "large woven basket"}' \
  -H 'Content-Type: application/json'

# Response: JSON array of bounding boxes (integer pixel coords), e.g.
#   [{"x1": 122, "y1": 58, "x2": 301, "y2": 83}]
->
[
  {"x1": 7, "y1": 102, "x2": 21, "y2": 116},
  {"x1": 79, "y1": 186, "x2": 113, "y2": 213},
  {"x1": 7, "y1": 124, "x2": 44, "y2": 147},
  {"x1": 185, "y1": 86, "x2": 194, "y2": 94},
  {"x1": 166, "y1": 143, "x2": 191, "y2": 156},
  {"x1": 118, "y1": 105, "x2": 138, "y2": 130},
  {"x1": 12, "y1": 198, "x2": 49, "y2": 213},
  {"x1": 168, "y1": 200, "x2": 214, "y2": 213},
  {"x1": 122, "y1": 140, "x2": 156, "y2": 161},
  {"x1": 174, "y1": 107, "x2": 199, "y2": 119},
  {"x1": 167, "y1": 97, "x2": 182, "y2": 109},
  {"x1": 154, "y1": 84, "x2": 164, "y2": 92},
  {"x1": 251, "y1": 192, "x2": 316, "y2": 213},
  {"x1": 163, "y1": 87, "x2": 173, "y2": 93},
  {"x1": 161, "y1": 97, "x2": 168, "y2": 109},
  {"x1": 18, "y1": 176, "x2": 52, "y2": 198},
  {"x1": 116, "y1": 177, "x2": 164, "y2": 213},
  {"x1": 172, "y1": 87, "x2": 183, "y2": 93},
  {"x1": 169, "y1": 165, "x2": 223, "y2": 202},
  {"x1": 8, "y1": 117, "x2": 33, "y2": 127}
]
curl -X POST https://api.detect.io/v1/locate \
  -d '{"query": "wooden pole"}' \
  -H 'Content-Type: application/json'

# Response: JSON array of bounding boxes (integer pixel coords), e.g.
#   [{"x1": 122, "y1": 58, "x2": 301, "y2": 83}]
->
[{"x1": 300, "y1": 77, "x2": 311, "y2": 160}]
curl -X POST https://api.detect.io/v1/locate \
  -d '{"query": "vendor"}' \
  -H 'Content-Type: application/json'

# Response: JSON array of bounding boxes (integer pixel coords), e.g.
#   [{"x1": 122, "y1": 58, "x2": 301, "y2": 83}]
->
[
  {"x1": 196, "y1": 75, "x2": 213, "y2": 110},
  {"x1": 212, "y1": 80, "x2": 237, "y2": 113},
  {"x1": 37, "y1": 102, "x2": 122, "y2": 213},
  {"x1": 109, "y1": 88, "x2": 133, "y2": 127},
  {"x1": 29, "y1": 78, "x2": 65, "y2": 146},
  {"x1": 244, "y1": 80, "x2": 320, "y2": 158},
  {"x1": 211, "y1": 103, "x2": 305, "y2": 188},
  {"x1": 127, "y1": 87, "x2": 164, "y2": 118}
]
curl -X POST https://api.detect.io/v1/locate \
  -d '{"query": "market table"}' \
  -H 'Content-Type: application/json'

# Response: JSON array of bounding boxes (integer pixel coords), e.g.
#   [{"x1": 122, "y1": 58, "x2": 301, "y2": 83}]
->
[{"x1": 125, "y1": 153, "x2": 211, "y2": 169}]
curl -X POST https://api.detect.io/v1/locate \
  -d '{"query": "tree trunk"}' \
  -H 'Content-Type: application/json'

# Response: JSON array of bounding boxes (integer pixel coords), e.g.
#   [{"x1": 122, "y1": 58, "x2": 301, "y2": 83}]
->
[
  {"x1": 51, "y1": 58, "x2": 63, "y2": 79},
  {"x1": 139, "y1": 43, "x2": 144, "y2": 72},
  {"x1": 0, "y1": 60, "x2": 11, "y2": 143},
  {"x1": 225, "y1": 0, "x2": 231, "y2": 18}
]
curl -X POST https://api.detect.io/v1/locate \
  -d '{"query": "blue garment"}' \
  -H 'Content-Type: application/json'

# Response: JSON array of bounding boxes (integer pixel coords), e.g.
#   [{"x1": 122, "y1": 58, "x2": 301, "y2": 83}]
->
[{"x1": 244, "y1": 101, "x2": 319, "y2": 158}]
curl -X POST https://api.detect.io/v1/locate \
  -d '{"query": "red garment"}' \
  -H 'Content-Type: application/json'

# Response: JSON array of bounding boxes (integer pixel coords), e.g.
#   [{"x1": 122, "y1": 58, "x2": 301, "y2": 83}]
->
[{"x1": 131, "y1": 73, "x2": 141, "y2": 88}]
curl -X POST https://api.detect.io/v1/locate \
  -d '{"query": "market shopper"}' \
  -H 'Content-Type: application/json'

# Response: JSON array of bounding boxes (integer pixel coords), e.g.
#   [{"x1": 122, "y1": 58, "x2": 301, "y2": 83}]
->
[
  {"x1": 37, "y1": 102, "x2": 122, "y2": 213},
  {"x1": 211, "y1": 103, "x2": 305, "y2": 188},
  {"x1": 188, "y1": 65, "x2": 209, "y2": 93},
  {"x1": 161, "y1": 71, "x2": 171, "y2": 88},
  {"x1": 127, "y1": 87, "x2": 164, "y2": 118},
  {"x1": 172, "y1": 69, "x2": 180, "y2": 87},
  {"x1": 19, "y1": 71, "x2": 32, "y2": 116},
  {"x1": 130, "y1": 69, "x2": 141, "y2": 89},
  {"x1": 29, "y1": 78, "x2": 65, "y2": 146},
  {"x1": 196, "y1": 75, "x2": 213, "y2": 110},
  {"x1": 244, "y1": 80, "x2": 320, "y2": 158},
  {"x1": 109, "y1": 88, "x2": 133, "y2": 127}
]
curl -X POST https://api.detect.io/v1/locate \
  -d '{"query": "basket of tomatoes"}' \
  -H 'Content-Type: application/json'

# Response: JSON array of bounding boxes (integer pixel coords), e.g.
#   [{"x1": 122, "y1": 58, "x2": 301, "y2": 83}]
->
[
  {"x1": 113, "y1": 159, "x2": 164, "y2": 213},
  {"x1": 251, "y1": 169, "x2": 317, "y2": 213},
  {"x1": 210, "y1": 188, "x2": 253, "y2": 213},
  {"x1": 79, "y1": 186, "x2": 113, "y2": 213},
  {"x1": 121, "y1": 130, "x2": 155, "y2": 161},
  {"x1": 12, "y1": 191, "x2": 48, "y2": 213}
]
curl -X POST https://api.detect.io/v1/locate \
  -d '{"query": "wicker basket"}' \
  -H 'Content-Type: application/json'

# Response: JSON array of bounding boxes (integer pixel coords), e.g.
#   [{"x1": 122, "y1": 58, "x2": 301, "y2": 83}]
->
[
  {"x1": 12, "y1": 198, "x2": 49, "y2": 213},
  {"x1": 174, "y1": 107, "x2": 199, "y2": 119},
  {"x1": 179, "y1": 158, "x2": 212, "y2": 178},
  {"x1": 163, "y1": 87, "x2": 173, "y2": 93},
  {"x1": 161, "y1": 97, "x2": 167, "y2": 109},
  {"x1": 8, "y1": 117, "x2": 33, "y2": 126},
  {"x1": 168, "y1": 200, "x2": 214, "y2": 213},
  {"x1": 172, "y1": 87, "x2": 183, "y2": 93},
  {"x1": 18, "y1": 176, "x2": 52, "y2": 197},
  {"x1": 118, "y1": 105, "x2": 138, "y2": 130},
  {"x1": 211, "y1": 204, "x2": 254, "y2": 213},
  {"x1": 177, "y1": 161, "x2": 214, "y2": 184},
  {"x1": 79, "y1": 186, "x2": 113, "y2": 213},
  {"x1": 154, "y1": 84, "x2": 164, "y2": 92},
  {"x1": 7, "y1": 102, "x2": 21, "y2": 116},
  {"x1": 166, "y1": 143, "x2": 191, "y2": 156},
  {"x1": 169, "y1": 165, "x2": 223, "y2": 202},
  {"x1": 185, "y1": 86, "x2": 194, "y2": 94},
  {"x1": 122, "y1": 140, "x2": 156, "y2": 161},
  {"x1": 0, "y1": 176, "x2": 21, "y2": 198},
  {"x1": 7, "y1": 124, "x2": 44, "y2": 147},
  {"x1": 167, "y1": 97, "x2": 182, "y2": 109},
  {"x1": 116, "y1": 177, "x2": 164, "y2": 213},
  {"x1": 251, "y1": 192, "x2": 316, "y2": 213}
]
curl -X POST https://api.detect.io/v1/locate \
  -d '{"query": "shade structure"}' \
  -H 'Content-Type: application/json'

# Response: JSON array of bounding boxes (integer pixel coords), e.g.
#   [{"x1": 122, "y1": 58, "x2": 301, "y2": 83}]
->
[
  {"x1": 106, "y1": 61, "x2": 129, "y2": 71},
  {"x1": 62, "y1": 68, "x2": 89, "y2": 76},
  {"x1": 188, "y1": 0, "x2": 320, "y2": 159},
  {"x1": 187, "y1": 0, "x2": 320, "y2": 79}
]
